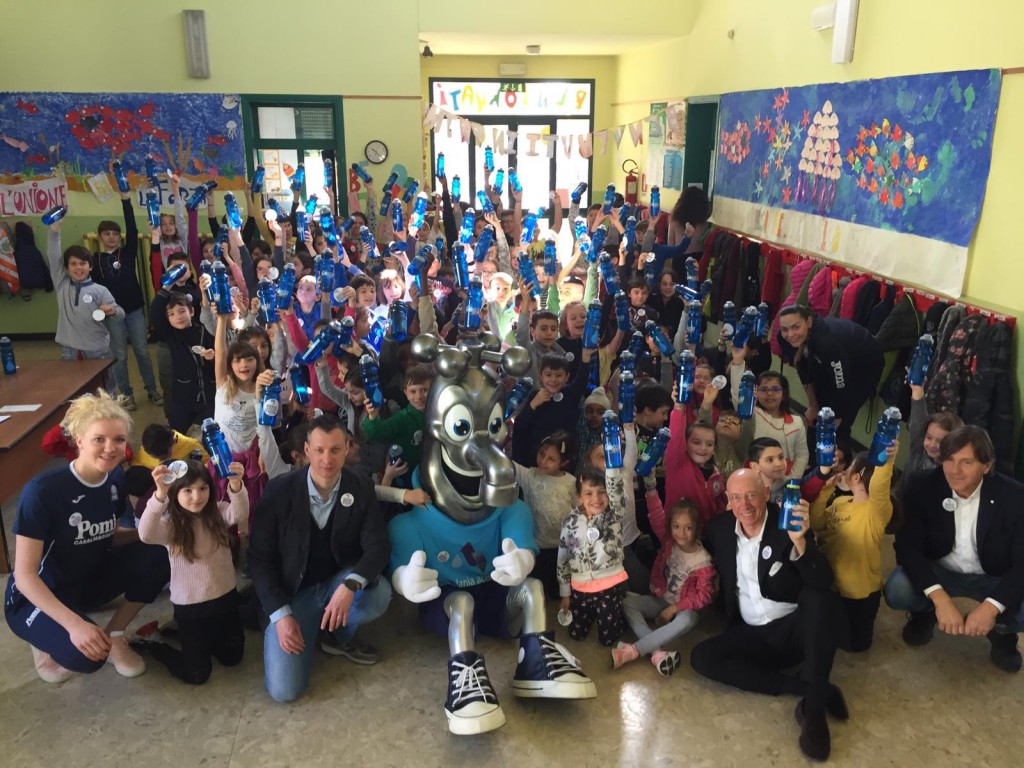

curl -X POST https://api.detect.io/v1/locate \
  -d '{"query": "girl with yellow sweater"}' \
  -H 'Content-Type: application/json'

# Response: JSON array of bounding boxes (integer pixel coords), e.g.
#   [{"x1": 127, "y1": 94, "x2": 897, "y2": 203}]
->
[{"x1": 806, "y1": 439, "x2": 898, "y2": 652}]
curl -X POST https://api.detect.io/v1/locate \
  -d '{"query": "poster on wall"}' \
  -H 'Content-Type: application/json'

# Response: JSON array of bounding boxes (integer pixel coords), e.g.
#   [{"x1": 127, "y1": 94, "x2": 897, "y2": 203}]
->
[
  {"x1": 0, "y1": 92, "x2": 246, "y2": 194},
  {"x1": 712, "y1": 69, "x2": 1001, "y2": 297}
]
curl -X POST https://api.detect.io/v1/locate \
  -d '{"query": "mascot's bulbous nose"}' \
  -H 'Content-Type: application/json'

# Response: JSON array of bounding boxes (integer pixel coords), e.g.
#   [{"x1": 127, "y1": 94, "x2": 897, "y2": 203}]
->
[{"x1": 464, "y1": 433, "x2": 518, "y2": 507}]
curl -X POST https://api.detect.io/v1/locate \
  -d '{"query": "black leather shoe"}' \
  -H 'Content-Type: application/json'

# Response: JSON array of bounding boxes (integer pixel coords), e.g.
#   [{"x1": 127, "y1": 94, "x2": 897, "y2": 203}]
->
[
  {"x1": 826, "y1": 683, "x2": 849, "y2": 721},
  {"x1": 987, "y1": 630, "x2": 1022, "y2": 673},
  {"x1": 795, "y1": 700, "x2": 831, "y2": 761},
  {"x1": 902, "y1": 611, "x2": 936, "y2": 647}
]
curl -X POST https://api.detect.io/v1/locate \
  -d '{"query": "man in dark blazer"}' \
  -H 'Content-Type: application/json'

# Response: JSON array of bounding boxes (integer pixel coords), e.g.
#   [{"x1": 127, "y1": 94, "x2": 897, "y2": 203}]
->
[
  {"x1": 690, "y1": 469, "x2": 847, "y2": 762},
  {"x1": 250, "y1": 415, "x2": 392, "y2": 702},
  {"x1": 885, "y1": 425, "x2": 1024, "y2": 672}
]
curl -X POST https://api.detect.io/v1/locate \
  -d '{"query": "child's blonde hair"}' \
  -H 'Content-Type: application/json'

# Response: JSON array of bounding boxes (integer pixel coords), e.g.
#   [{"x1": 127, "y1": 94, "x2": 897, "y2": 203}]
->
[{"x1": 61, "y1": 389, "x2": 132, "y2": 441}]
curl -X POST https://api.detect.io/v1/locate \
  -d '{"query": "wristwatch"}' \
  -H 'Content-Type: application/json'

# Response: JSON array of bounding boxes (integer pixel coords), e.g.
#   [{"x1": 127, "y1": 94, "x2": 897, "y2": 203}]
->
[{"x1": 344, "y1": 578, "x2": 363, "y2": 592}]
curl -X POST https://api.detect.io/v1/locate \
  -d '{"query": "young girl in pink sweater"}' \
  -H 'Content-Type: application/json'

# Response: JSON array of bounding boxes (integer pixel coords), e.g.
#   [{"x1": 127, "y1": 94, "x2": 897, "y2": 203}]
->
[
  {"x1": 137, "y1": 459, "x2": 248, "y2": 684},
  {"x1": 664, "y1": 387, "x2": 727, "y2": 525}
]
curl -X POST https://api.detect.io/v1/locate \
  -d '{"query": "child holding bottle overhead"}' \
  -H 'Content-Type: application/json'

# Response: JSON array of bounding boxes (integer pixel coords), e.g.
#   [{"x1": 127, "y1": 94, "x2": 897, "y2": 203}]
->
[
  {"x1": 136, "y1": 459, "x2": 248, "y2": 684},
  {"x1": 664, "y1": 381, "x2": 727, "y2": 525},
  {"x1": 804, "y1": 440, "x2": 898, "y2": 652}
]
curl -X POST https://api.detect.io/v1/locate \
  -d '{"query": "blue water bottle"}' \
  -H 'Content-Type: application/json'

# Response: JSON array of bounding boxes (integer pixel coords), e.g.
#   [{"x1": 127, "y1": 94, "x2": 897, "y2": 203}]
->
[
  {"x1": 454, "y1": 245, "x2": 471, "y2": 290},
  {"x1": 185, "y1": 183, "x2": 208, "y2": 211},
  {"x1": 636, "y1": 427, "x2": 671, "y2": 477},
  {"x1": 619, "y1": 203, "x2": 632, "y2": 223},
  {"x1": 868, "y1": 407, "x2": 902, "y2": 467},
  {"x1": 650, "y1": 186, "x2": 661, "y2": 218},
  {"x1": 646, "y1": 319, "x2": 675, "y2": 358},
  {"x1": 435, "y1": 152, "x2": 446, "y2": 180},
  {"x1": 378, "y1": 187, "x2": 393, "y2": 218},
  {"x1": 145, "y1": 155, "x2": 159, "y2": 188},
  {"x1": 0, "y1": 336, "x2": 17, "y2": 375},
  {"x1": 474, "y1": 226, "x2": 495, "y2": 265},
  {"x1": 493, "y1": 169, "x2": 505, "y2": 196},
  {"x1": 315, "y1": 253, "x2": 335, "y2": 296},
  {"x1": 199, "y1": 260, "x2": 216, "y2": 304},
  {"x1": 451, "y1": 175, "x2": 461, "y2": 202},
  {"x1": 684, "y1": 257, "x2": 699, "y2": 289},
  {"x1": 619, "y1": 350, "x2": 636, "y2": 376},
  {"x1": 619, "y1": 370, "x2": 635, "y2": 424},
  {"x1": 614, "y1": 292, "x2": 631, "y2": 332},
  {"x1": 476, "y1": 190, "x2": 495, "y2": 214},
  {"x1": 304, "y1": 194, "x2": 319, "y2": 217},
  {"x1": 459, "y1": 208, "x2": 476, "y2": 245},
  {"x1": 323, "y1": 159, "x2": 335, "y2": 189},
  {"x1": 732, "y1": 306, "x2": 759, "y2": 349},
  {"x1": 686, "y1": 300, "x2": 703, "y2": 345},
  {"x1": 463, "y1": 276, "x2": 484, "y2": 332},
  {"x1": 200, "y1": 419, "x2": 236, "y2": 478},
  {"x1": 779, "y1": 481, "x2": 802, "y2": 531},
  {"x1": 351, "y1": 163, "x2": 372, "y2": 184},
  {"x1": 737, "y1": 370, "x2": 756, "y2": 419},
  {"x1": 211, "y1": 261, "x2": 233, "y2": 314},
  {"x1": 408, "y1": 244, "x2": 431, "y2": 290},
  {"x1": 583, "y1": 299, "x2": 602, "y2": 349},
  {"x1": 543, "y1": 239, "x2": 558, "y2": 277},
  {"x1": 112, "y1": 160, "x2": 130, "y2": 194},
  {"x1": 590, "y1": 224, "x2": 608, "y2": 259},
  {"x1": 907, "y1": 334, "x2": 935, "y2": 386},
  {"x1": 360, "y1": 354, "x2": 385, "y2": 409},
  {"x1": 295, "y1": 209, "x2": 309, "y2": 242},
  {"x1": 517, "y1": 252, "x2": 540, "y2": 298},
  {"x1": 289, "y1": 163, "x2": 305, "y2": 192},
  {"x1": 598, "y1": 252, "x2": 620, "y2": 294},
  {"x1": 250, "y1": 165, "x2": 265, "y2": 195},
  {"x1": 484, "y1": 146, "x2": 494, "y2": 173},
  {"x1": 676, "y1": 349, "x2": 696, "y2": 404},
  {"x1": 520, "y1": 210, "x2": 539, "y2": 245},
  {"x1": 388, "y1": 301, "x2": 409, "y2": 342},
  {"x1": 408, "y1": 193, "x2": 428, "y2": 235},
  {"x1": 388, "y1": 445, "x2": 404, "y2": 467},
  {"x1": 721, "y1": 301, "x2": 737, "y2": 341},
  {"x1": 628, "y1": 331, "x2": 645, "y2": 360},
  {"x1": 602, "y1": 410, "x2": 623, "y2": 470},
  {"x1": 300, "y1": 320, "x2": 342, "y2": 365},
  {"x1": 508, "y1": 167, "x2": 522, "y2": 193},
  {"x1": 382, "y1": 171, "x2": 398, "y2": 192},
  {"x1": 571, "y1": 182, "x2": 588, "y2": 203},
  {"x1": 264, "y1": 198, "x2": 285, "y2": 223},
  {"x1": 505, "y1": 377, "x2": 534, "y2": 420},
  {"x1": 259, "y1": 372, "x2": 282, "y2": 427},
  {"x1": 756, "y1": 302, "x2": 770, "y2": 340},
  {"x1": 224, "y1": 192, "x2": 243, "y2": 230},
  {"x1": 320, "y1": 210, "x2": 338, "y2": 246},
  {"x1": 145, "y1": 191, "x2": 160, "y2": 228},
  {"x1": 289, "y1": 361, "x2": 312, "y2": 405},
  {"x1": 259, "y1": 278, "x2": 280, "y2": 322},
  {"x1": 160, "y1": 263, "x2": 187, "y2": 289},
  {"x1": 401, "y1": 178, "x2": 419, "y2": 204},
  {"x1": 275, "y1": 263, "x2": 296, "y2": 310},
  {"x1": 359, "y1": 226, "x2": 379, "y2": 260},
  {"x1": 334, "y1": 315, "x2": 355, "y2": 350},
  {"x1": 391, "y1": 198, "x2": 404, "y2": 233},
  {"x1": 602, "y1": 184, "x2": 615, "y2": 215},
  {"x1": 623, "y1": 216, "x2": 637, "y2": 254},
  {"x1": 816, "y1": 407, "x2": 837, "y2": 468}
]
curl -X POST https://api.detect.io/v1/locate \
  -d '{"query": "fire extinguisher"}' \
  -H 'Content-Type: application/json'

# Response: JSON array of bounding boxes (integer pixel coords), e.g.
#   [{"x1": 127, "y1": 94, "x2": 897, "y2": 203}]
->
[{"x1": 622, "y1": 159, "x2": 639, "y2": 204}]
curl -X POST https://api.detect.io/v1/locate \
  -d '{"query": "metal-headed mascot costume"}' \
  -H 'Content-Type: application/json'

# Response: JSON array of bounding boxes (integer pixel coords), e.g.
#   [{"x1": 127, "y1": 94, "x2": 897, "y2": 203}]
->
[{"x1": 388, "y1": 331, "x2": 595, "y2": 735}]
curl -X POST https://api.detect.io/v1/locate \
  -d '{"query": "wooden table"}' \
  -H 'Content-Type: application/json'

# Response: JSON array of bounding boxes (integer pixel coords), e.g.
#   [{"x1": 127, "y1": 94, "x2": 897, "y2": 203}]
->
[{"x1": 0, "y1": 358, "x2": 113, "y2": 573}]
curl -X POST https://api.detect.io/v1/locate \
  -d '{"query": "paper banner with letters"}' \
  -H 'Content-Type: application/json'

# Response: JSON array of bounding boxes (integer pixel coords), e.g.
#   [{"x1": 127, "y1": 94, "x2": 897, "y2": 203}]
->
[{"x1": 712, "y1": 69, "x2": 1001, "y2": 296}]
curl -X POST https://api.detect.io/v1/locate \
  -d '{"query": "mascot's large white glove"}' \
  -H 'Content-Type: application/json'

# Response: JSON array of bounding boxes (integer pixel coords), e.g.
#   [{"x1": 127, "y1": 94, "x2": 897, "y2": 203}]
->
[
  {"x1": 490, "y1": 538, "x2": 536, "y2": 587},
  {"x1": 392, "y1": 550, "x2": 442, "y2": 603}
]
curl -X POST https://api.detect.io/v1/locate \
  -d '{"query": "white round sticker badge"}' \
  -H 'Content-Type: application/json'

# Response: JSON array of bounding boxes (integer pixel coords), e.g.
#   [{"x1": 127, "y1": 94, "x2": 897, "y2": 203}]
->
[
  {"x1": 942, "y1": 498, "x2": 957, "y2": 512},
  {"x1": 340, "y1": 493, "x2": 354, "y2": 507},
  {"x1": 82, "y1": 294, "x2": 93, "y2": 304},
  {"x1": 587, "y1": 527, "x2": 600, "y2": 542},
  {"x1": 92, "y1": 309, "x2": 106, "y2": 322},
  {"x1": 762, "y1": 545, "x2": 773, "y2": 560},
  {"x1": 437, "y1": 551, "x2": 450, "y2": 564}
]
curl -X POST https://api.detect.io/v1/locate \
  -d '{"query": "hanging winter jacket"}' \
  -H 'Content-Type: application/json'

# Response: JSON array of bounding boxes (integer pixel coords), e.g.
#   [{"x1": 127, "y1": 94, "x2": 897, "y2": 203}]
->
[
  {"x1": 961, "y1": 321, "x2": 1015, "y2": 474},
  {"x1": 925, "y1": 313, "x2": 985, "y2": 416},
  {"x1": 769, "y1": 258, "x2": 814, "y2": 358},
  {"x1": 13, "y1": 222, "x2": 53, "y2": 292},
  {"x1": 927, "y1": 305, "x2": 967, "y2": 381}
]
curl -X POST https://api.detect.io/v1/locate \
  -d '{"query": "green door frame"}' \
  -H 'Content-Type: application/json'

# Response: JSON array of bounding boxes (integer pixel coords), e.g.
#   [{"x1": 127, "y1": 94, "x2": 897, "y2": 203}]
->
[
  {"x1": 240, "y1": 94, "x2": 347, "y2": 216},
  {"x1": 682, "y1": 95, "x2": 721, "y2": 203}
]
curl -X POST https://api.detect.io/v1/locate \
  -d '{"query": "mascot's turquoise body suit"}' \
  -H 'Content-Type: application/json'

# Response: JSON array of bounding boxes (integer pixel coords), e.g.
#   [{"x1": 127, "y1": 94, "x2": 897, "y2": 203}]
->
[{"x1": 388, "y1": 332, "x2": 595, "y2": 735}]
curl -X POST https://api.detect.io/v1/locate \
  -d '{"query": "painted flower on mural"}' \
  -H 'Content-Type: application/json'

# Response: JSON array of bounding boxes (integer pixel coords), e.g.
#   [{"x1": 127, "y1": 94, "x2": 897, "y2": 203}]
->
[
  {"x1": 719, "y1": 121, "x2": 751, "y2": 164},
  {"x1": 847, "y1": 118, "x2": 928, "y2": 208}
]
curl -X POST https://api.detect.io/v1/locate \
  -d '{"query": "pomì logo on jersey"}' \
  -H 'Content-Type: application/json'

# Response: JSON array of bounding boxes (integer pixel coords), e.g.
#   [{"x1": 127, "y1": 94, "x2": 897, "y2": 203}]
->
[{"x1": 71, "y1": 514, "x2": 116, "y2": 544}]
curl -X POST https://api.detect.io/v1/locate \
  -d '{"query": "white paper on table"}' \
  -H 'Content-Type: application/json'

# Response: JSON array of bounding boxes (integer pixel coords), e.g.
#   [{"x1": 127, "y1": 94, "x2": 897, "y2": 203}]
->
[
  {"x1": 0, "y1": 415, "x2": 10, "y2": 424},
  {"x1": 0, "y1": 404, "x2": 42, "y2": 413}
]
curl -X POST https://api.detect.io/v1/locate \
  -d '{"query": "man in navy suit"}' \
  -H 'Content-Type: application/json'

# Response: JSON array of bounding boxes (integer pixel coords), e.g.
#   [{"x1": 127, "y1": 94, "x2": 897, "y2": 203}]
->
[
  {"x1": 690, "y1": 469, "x2": 847, "y2": 762},
  {"x1": 885, "y1": 426, "x2": 1024, "y2": 672}
]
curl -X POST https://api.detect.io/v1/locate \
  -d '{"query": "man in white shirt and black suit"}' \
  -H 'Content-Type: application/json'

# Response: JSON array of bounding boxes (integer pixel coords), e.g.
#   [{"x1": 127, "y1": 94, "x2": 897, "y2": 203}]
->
[
  {"x1": 690, "y1": 469, "x2": 847, "y2": 762},
  {"x1": 885, "y1": 426, "x2": 1024, "y2": 672}
]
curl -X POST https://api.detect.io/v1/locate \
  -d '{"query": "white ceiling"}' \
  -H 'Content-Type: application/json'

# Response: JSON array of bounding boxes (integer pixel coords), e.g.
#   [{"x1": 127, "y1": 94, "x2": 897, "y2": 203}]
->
[{"x1": 420, "y1": 31, "x2": 680, "y2": 57}]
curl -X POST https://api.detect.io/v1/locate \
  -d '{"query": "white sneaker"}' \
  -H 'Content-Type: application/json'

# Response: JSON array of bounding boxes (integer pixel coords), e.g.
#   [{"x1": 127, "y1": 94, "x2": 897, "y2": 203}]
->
[
  {"x1": 106, "y1": 634, "x2": 146, "y2": 678},
  {"x1": 32, "y1": 647, "x2": 73, "y2": 684}
]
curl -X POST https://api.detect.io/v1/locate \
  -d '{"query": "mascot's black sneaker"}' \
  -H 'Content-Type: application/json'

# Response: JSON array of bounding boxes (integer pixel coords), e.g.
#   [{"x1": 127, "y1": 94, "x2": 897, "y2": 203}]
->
[
  {"x1": 511, "y1": 631, "x2": 597, "y2": 699},
  {"x1": 445, "y1": 651, "x2": 506, "y2": 735}
]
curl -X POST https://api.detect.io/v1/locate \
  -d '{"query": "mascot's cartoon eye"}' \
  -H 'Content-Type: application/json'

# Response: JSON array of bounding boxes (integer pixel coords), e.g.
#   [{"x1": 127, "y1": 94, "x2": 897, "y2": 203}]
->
[
  {"x1": 443, "y1": 404, "x2": 474, "y2": 442},
  {"x1": 487, "y1": 403, "x2": 506, "y2": 441}
]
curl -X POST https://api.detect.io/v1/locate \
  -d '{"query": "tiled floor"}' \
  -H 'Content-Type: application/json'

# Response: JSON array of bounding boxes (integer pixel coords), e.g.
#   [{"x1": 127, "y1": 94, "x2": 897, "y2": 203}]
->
[{"x1": 1, "y1": 343, "x2": 1022, "y2": 767}]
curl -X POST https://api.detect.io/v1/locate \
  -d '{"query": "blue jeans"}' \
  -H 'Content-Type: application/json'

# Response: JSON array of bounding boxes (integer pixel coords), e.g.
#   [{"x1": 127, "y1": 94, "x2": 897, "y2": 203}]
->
[
  {"x1": 263, "y1": 570, "x2": 392, "y2": 703},
  {"x1": 884, "y1": 565, "x2": 1024, "y2": 632},
  {"x1": 107, "y1": 307, "x2": 157, "y2": 396},
  {"x1": 622, "y1": 592, "x2": 699, "y2": 657}
]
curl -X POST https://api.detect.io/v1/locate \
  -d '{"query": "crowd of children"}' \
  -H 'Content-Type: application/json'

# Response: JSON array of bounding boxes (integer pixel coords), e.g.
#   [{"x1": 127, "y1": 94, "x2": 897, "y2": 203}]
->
[{"x1": 7, "y1": 159, "x2": 962, "y2": 689}]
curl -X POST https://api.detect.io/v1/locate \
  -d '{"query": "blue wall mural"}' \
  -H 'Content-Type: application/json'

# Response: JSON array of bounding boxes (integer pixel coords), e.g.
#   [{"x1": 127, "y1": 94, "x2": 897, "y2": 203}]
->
[{"x1": 713, "y1": 69, "x2": 1001, "y2": 248}]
